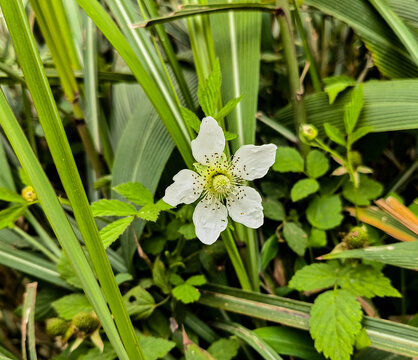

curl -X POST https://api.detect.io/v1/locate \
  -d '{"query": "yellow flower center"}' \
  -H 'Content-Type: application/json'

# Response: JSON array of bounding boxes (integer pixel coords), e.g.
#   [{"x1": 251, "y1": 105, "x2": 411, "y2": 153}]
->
[
  {"x1": 21, "y1": 186, "x2": 37, "y2": 202},
  {"x1": 212, "y1": 174, "x2": 231, "y2": 194}
]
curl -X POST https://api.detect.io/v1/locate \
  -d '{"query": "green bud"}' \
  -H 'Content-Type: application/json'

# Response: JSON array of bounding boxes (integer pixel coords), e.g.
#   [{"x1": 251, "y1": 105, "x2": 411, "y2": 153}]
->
[
  {"x1": 46, "y1": 318, "x2": 70, "y2": 337},
  {"x1": 72, "y1": 312, "x2": 100, "y2": 334},
  {"x1": 21, "y1": 186, "x2": 37, "y2": 202},
  {"x1": 299, "y1": 124, "x2": 318, "y2": 141},
  {"x1": 344, "y1": 226, "x2": 369, "y2": 249},
  {"x1": 348, "y1": 151, "x2": 363, "y2": 168}
]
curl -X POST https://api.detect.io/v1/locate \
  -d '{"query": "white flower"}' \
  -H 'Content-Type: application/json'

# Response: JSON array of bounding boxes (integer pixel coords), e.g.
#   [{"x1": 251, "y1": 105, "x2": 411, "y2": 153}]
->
[{"x1": 163, "y1": 116, "x2": 277, "y2": 245}]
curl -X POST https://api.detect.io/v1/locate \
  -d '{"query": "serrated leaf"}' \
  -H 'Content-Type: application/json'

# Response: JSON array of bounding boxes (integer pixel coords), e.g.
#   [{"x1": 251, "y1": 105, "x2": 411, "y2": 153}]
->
[
  {"x1": 198, "y1": 59, "x2": 221, "y2": 117},
  {"x1": 52, "y1": 294, "x2": 93, "y2": 320},
  {"x1": 344, "y1": 85, "x2": 364, "y2": 134},
  {"x1": 0, "y1": 188, "x2": 25, "y2": 203},
  {"x1": 112, "y1": 182, "x2": 153, "y2": 206},
  {"x1": 260, "y1": 234, "x2": 279, "y2": 271},
  {"x1": 178, "y1": 223, "x2": 196, "y2": 239},
  {"x1": 155, "y1": 199, "x2": 173, "y2": 211},
  {"x1": 355, "y1": 327, "x2": 371, "y2": 351},
  {"x1": 181, "y1": 106, "x2": 201, "y2": 133},
  {"x1": 349, "y1": 126, "x2": 373, "y2": 145},
  {"x1": 308, "y1": 228, "x2": 327, "y2": 248},
  {"x1": 263, "y1": 198, "x2": 285, "y2": 221},
  {"x1": 289, "y1": 262, "x2": 340, "y2": 291},
  {"x1": 283, "y1": 222, "x2": 308, "y2": 256},
  {"x1": 93, "y1": 175, "x2": 112, "y2": 191},
  {"x1": 124, "y1": 286, "x2": 155, "y2": 319},
  {"x1": 91, "y1": 199, "x2": 137, "y2": 217},
  {"x1": 214, "y1": 95, "x2": 244, "y2": 121},
  {"x1": 310, "y1": 289, "x2": 362, "y2": 360},
  {"x1": 185, "y1": 343, "x2": 215, "y2": 360},
  {"x1": 138, "y1": 335, "x2": 176, "y2": 360},
  {"x1": 208, "y1": 338, "x2": 240, "y2": 360},
  {"x1": 306, "y1": 150, "x2": 330, "y2": 179},
  {"x1": 273, "y1": 147, "x2": 304, "y2": 173},
  {"x1": 56, "y1": 253, "x2": 82, "y2": 288},
  {"x1": 291, "y1": 179, "x2": 319, "y2": 202},
  {"x1": 343, "y1": 176, "x2": 383, "y2": 206},
  {"x1": 152, "y1": 257, "x2": 171, "y2": 294},
  {"x1": 0, "y1": 204, "x2": 28, "y2": 230},
  {"x1": 323, "y1": 76, "x2": 357, "y2": 104},
  {"x1": 137, "y1": 203, "x2": 160, "y2": 222},
  {"x1": 306, "y1": 195, "x2": 343, "y2": 230},
  {"x1": 172, "y1": 284, "x2": 200, "y2": 304},
  {"x1": 324, "y1": 123, "x2": 346, "y2": 146},
  {"x1": 169, "y1": 273, "x2": 184, "y2": 286},
  {"x1": 99, "y1": 216, "x2": 134, "y2": 249},
  {"x1": 186, "y1": 275, "x2": 206, "y2": 286}
]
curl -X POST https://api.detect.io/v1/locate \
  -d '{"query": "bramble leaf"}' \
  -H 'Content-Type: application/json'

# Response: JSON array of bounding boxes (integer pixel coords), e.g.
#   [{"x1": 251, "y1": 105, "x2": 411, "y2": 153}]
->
[
  {"x1": 112, "y1": 182, "x2": 153, "y2": 206},
  {"x1": 181, "y1": 106, "x2": 201, "y2": 133},
  {"x1": 289, "y1": 262, "x2": 340, "y2": 291},
  {"x1": 291, "y1": 179, "x2": 319, "y2": 202},
  {"x1": 208, "y1": 338, "x2": 240, "y2": 360},
  {"x1": 308, "y1": 228, "x2": 327, "y2": 248},
  {"x1": 172, "y1": 284, "x2": 200, "y2": 304},
  {"x1": 214, "y1": 95, "x2": 244, "y2": 121},
  {"x1": 52, "y1": 294, "x2": 93, "y2": 320},
  {"x1": 273, "y1": 147, "x2": 304, "y2": 173},
  {"x1": 91, "y1": 199, "x2": 137, "y2": 217},
  {"x1": 0, "y1": 204, "x2": 28, "y2": 230},
  {"x1": 198, "y1": 59, "x2": 222, "y2": 117},
  {"x1": 283, "y1": 222, "x2": 308, "y2": 256},
  {"x1": 263, "y1": 198, "x2": 285, "y2": 221},
  {"x1": 323, "y1": 76, "x2": 356, "y2": 104},
  {"x1": 306, "y1": 150, "x2": 329, "y2": 179},
  {"x1": 306, "y1": 195, "x2": 343, "y2": 230},
  {"x1": 344, "y1": 85, "x2": 364, "y2": 134},
  {"x1": 99, "y1": 216, "x2": 134, "y2": 249},
  {"x1": 324, "y1": 123, "x2": 346, "y2": 146},
  {"x1": 137, "y1": 203, "x2": 160, "y2": 222}
]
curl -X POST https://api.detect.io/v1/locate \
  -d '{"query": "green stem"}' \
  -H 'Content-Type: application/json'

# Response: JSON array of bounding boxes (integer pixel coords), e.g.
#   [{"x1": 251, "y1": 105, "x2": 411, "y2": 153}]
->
[
  {"x1": 26, "y1": 211, "x2": 61, "y2": 257},
  {"x1": 222, "y1": 228, "x2": 252, "y2": 291},
  {"x1": 314, "y1": 138, "x2": 345, "y2": 164}
]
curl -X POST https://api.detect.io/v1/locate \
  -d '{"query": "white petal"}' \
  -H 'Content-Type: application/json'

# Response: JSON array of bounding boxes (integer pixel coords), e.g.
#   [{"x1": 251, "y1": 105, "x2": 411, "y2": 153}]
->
[
  {"x1": 227, "y1": 186, "x2": 263, "y2": 228},
  {"x1": 232, "y1": 144, "x2": 277, "y2": 181},
  {"x1": 163, "y1": 169, "x2": 203, "y2": 207},
  {"x1": 191, "y1": 116, "x2": 225, "y2": 165},
  {"x1": 193, "y1": 197, "x2": 228, "y2": 245}
]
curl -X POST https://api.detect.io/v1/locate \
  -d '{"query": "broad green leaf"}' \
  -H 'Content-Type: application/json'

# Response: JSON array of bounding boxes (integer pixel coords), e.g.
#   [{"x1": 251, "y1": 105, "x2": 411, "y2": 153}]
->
[
  {"x1": 137, "y1": 203, "x2": 161, "y2": 222},
  {"x1": 263, "y1": 198, "x2": 285, "y2": 221},
  {"x1": 152, "y1": 258, "x2": 171, "y2": 294},
  {"x1": 113, "y1": 182, "x2": 153, "y2": 206},
  {"x1": 273, "y1": 147, "x2": 304, "y2": 173},
  {"x1": 291, "y1": 179, "x2": 319, "y2": 202},
  {"x1": 0, "y1": 188, "x2": 25, "y2": 203},
  {"x1": 343, "y1": 176, "x2": 383, "y2": 206},
  {"x1": 260, "y1": 234, "x2": 279, "y2": 271},
  {"x1": 186, "y1": 275, "x2": 207, "y2": 286},
  {"x1": 198, "y1": 59, "x2": 222, "y2": 117},
  {"x1": 185, "y1": 343, "x2": 215, "y2": 360},
  {"x1": 100, "y1": 216, "x2": 134, "y2": 249},
  {"x1": 138, "y1": 335, "x2": 175, "y2": 360},
  {"x1": 306, "y1": 150, "x2": 330, "y2": 179},
  {"x1": 0, "y1": 205, "x2": 28, "y2": 230},
  {"x1": 308, "y1": 228, "x2": 327, "y2": 248},
  {"x1": 169, "y1": 273, "x2": 184, "y2": 286},
  {"x1": 310, "y1": 289, "x2": 362, "y2": 360},
  {"x1": 214, "y1": 95, "x2": 244, "y2": 121},
  {"x1": 306, "y1": 195, "x2": 343, "y2": 230},
  {"x1": 344, "y1": 85, "x2": 364, "y2": 134},
  {"x1": 324, "y1": 123, "x2": 346, "y2": 146},
  {"x1": 178, "y1": 223, "x2": 197, "y2": 240},
  {"x1": 181, "y1": 106, "x2": 201, "y2": 133},
  {"x1": 172, "y1": 284, "x2": 201, "y2": 304},
  {"x1": 224, "y1": 131, "x2": 238, "y2": 141},
  {"x1": 91, "y1": 199, "x2": 137, "y2": 217},
  {"x1": 56, "y1": 253, "x2": 82, "y2": 288},
  {"x1": 124, "y1": 286, "x2": 155, "y2": 320},
  {"x1": 323, "y1": 76, "x2": 357, "y2": 104},
  {"x1": 349, "y1": 126, "x2": 374, "y2": 145},
  {"x1": 207, "y1": 338, "x2": 240, "y2": 360},
  {"x1": 142, "y1": 236, "x2": 166, "y2": 256},
  {"x1": 355, "y1": 327, "x2": 371, "y2": 350},
  {"x1": 155, "y1": 199, "x2": 173, "y2": 211},
  {"x1": 283, "y1": 222, "x2": 308, "y2": 256},
  {"x1": 289, "y1": 263, "x2": 339, "y2": 291},
  {"x1": 52, "y1": 294, "x2": 93, "y2": 320}
]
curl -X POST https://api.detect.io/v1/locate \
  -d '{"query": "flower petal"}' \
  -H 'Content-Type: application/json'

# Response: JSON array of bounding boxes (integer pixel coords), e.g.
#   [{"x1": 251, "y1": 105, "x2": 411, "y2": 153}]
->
[
  {"x1": 193, "y1": 197, "x2": 228, "y2": 244},
  {"x1": 191, "y1": 117, "x2": 225, "y2": 165},
  {"x1": 163, "y1": 169, "x2": 203, "y2": 207},
  {"x1": 232, "y1": 144, "x2": 277, "y2": 181},
  {"x1": 227, "y1": 186, "x2": 263, "y2": 228}
]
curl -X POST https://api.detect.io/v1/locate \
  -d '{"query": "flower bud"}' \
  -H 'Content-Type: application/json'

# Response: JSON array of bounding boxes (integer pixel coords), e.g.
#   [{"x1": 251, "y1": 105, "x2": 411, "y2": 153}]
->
[
  {"x1": 72, "y1": 312, "x2": 100, "y2": 334},
  {"x1": 348, "y1": 151, "x2": 363, "y2": 168},
  {"x1": 46, "y1": 318, "x2": 70, "y2": 337},
  {"x1": 21, "y1": 186, "x2": 37, "y2": 202},
  {"x1": 344, "y1": 226, "x2": 369, "y2": 249},
  {"x1": 299, "y1": 124, "x2": 318, "y2": 141}
]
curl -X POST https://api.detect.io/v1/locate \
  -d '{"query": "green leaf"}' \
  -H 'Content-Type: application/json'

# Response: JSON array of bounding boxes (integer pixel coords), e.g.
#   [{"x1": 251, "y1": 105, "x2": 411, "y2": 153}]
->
[
  {"x1": 91, "y1": 199, "x2": 137, "y2": 217},
  {"x1": 260, "y1": 234, "x2": 279, "y2": 271},
  {"x1": 349, "y1": 126, "x2": 374, "y2": 145},
  {"x1": 56, "y1": 253, "x2": 82, "y2": 289},
  {"x1": 291, "y1": 179, "x2": 319, "y2": 202},
  {"x1": 343, "y1": 176, "x2": 383, "y2": 206},
  {"x1": 178, "y1": 223, "x2": 197, "y2": 240},
  {"x1": 207, "y1": 338, "x2": 240, "y2": 360},
  {"x1": 273, "y1": 147, "x2": 304, "y2": 173},
  {"x1": 113, "y1": 182, "x2": 153, "y2": 206},
  {"x1": 52, "y1": 294, "x2": 93, "y2": 320},
  {"x1": 324, "y1": 123, "x2": 346, "y2": 146},
  {"x1": 0, "y1": 188, "x2": 25, "y2": 203},
  {"x1": 100, "y1": 216, "x2": 134, "y2": 249},
  {"x1": 152, "y1": 258, "x2": 171, "y2": 294},
  {"x1": 172, "y1": 284, "x2": 201, "y2": 304},
  {"x1": 355, "y1": 327, "x2": 371, "y2": 351},
  {"x1": 263, "y1": 198, "x2": 285, "y2": 221},
  {"x1": 138, "y1": 335, "x2": 176, "y2": 360},
  {"x1": 289, "y1": 263, "x2": 339, "y2": 291},
  {"x1": 306, "y1": 195, "x2": 343, "y2": 230},
  {"x1": 214, "y1": 95, "x2": 244, "y2": 121},
  {"x1": 308, "y1": 228, "x2": 327, "y2": 248},
  {"x1": 344, "y1": 85, "x2": 364, "y2": 134},
  {"x1": 323, "y1": 76, "x2": 357, "y2": 104},
  {"x1": 185, "y1": 343, "x2": 215, "y2": 360},
  {"x1": 198, "y1": 59, "x2": 221, "y2": 117},
  {"x1": 310, "y1": 289, "x2": 362, "y2": 360},
  {"x1": 18, "y1": 167, "x2": 32, "y2": 187},
  {"x1": 181, "y1": 106, "x2": 201, "y2": 133},
  {"x1": 186, "y1": 275, "x2": 206, "y2": 286},
  {"x1": 124, "y1": 286, "x2": 155, "y2": 320},
  {"x1": 155, "y1": 199, "x2": 173, "y2": 211},
  {"x1": 169, "y1": 273, "x2": 184, "y2": 286},
  {"x1": 306, "y1": 150, "x2": 330, "y2": 179},
  {"x1": 79, "y1": 342, "x2": 117, "y2": 360},
  {"x1": 137, "y1": 203, "x2": 161, "y2": 222},
  {"x1": 0, "y1": 205, "x2": 29, "y2": 230},
  {"x1": 283, "y1": 222, "x2": 308, "y2": 256},
  {"x1": 224, "y1": 131, "x2": 238, "y2": 141}
]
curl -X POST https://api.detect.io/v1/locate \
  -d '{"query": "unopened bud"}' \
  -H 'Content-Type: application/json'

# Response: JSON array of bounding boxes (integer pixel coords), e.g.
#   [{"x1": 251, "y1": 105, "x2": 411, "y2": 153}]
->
[
  {"x1": 21, "y1": 186, "x2": 37, "y2": 202},
  {"x1": 299, "y1": 124, "x2": 318, "y2": 141},
  {"x1": 344, "y1": 226, "x2": 369, "y2": 249},
  {"x1": 348, "y1": 151, "x2": 362, "y2": 168},
  {"x1": 46, "y1": 318, "x2": 70, "y2": 337},
  {"x1": 72, "y1": 312, "x2": 99, "y2": 334}
]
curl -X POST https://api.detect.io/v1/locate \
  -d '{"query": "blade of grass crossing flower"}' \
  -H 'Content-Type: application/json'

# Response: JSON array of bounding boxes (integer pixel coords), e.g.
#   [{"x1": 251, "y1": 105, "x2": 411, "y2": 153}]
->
[{"x1": 0, "y1": 1, "x2": 143, "y2": 358}]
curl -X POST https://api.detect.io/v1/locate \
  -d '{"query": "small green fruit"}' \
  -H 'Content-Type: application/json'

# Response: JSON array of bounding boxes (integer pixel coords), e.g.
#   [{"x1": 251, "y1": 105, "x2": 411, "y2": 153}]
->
[
  {"x1": 72, "y1": 312, "x2": 100, "y2": 334},
  {"x1": 344, "y1": 226, "x2": 369, "y2": 249},
  {"x1": 46, "y1": 318, "x2": 70, "y2": 337},
  {"x1": 299, "y1": 124, "x2": 318, "y2": 141}
]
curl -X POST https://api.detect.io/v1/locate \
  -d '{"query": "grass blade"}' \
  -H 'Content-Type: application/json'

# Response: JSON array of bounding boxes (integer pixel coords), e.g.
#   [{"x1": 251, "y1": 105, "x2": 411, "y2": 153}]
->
[{"x1": 21, "y1": 282, "x2": 37, "y2": 360}]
